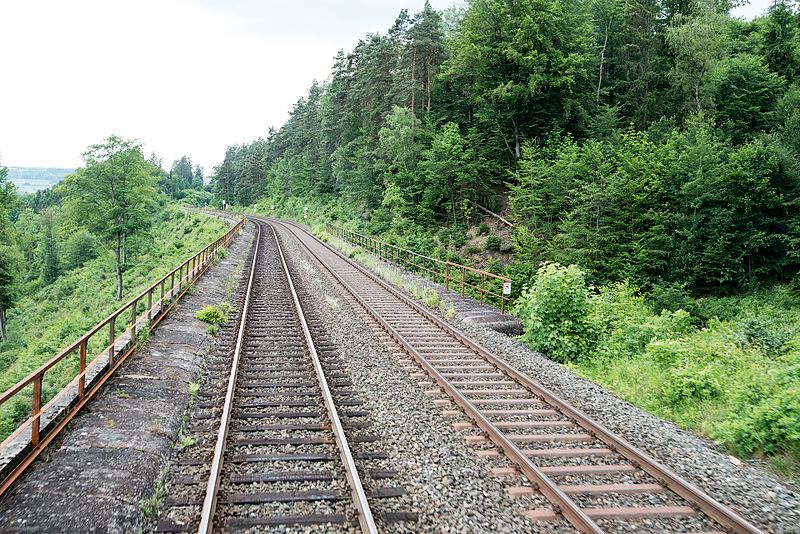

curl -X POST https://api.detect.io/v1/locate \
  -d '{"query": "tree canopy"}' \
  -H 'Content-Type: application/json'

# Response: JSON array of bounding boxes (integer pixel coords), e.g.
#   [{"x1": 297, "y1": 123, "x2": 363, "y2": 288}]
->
[{"x1": 210, "y1": 0, "x2": 800, "y2": 294}]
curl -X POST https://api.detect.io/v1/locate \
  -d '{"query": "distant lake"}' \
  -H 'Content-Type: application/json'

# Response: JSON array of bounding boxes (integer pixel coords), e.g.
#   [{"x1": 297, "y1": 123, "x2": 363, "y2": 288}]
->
[{"x1": 7, "y1": 167, "x2": 74, "y2": 193}]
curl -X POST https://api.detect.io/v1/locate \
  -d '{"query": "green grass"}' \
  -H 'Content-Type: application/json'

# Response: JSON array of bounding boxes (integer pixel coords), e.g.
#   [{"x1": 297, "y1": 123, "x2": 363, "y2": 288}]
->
[{"x1": 0, "y1": 207, "x2": 228, "y2": 439}]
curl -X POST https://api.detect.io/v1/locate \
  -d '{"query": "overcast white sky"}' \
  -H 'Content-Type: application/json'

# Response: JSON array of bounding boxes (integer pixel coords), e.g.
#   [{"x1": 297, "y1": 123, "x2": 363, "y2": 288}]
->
[{"x1": 0, "y1": 0, "x2": 774, "y2": 173}]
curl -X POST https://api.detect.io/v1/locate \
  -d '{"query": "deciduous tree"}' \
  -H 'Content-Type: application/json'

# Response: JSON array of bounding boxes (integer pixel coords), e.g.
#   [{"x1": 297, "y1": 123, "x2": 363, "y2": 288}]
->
[{"x1": 63, "y1": 135, "x2": 157, "y2": 299}]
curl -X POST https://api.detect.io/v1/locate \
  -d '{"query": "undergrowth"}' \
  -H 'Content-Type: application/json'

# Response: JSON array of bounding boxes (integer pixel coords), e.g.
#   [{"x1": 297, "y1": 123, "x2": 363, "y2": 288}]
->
[
  {"x1": 513, "y1": 263, "x2": 800, "y2": 478},
  {"x1": 0, "y1": 207, "x2": 229, "y2": 439}
]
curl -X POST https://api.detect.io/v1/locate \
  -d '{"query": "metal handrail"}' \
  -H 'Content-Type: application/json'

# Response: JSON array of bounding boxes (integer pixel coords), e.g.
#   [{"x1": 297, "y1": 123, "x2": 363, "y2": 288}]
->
[
  {"x1": 326, "y1": 223, "x2": 512, "y2": 314},
  {"x1": 0, "y1": 217, "x2": 245, "y2": 496}
]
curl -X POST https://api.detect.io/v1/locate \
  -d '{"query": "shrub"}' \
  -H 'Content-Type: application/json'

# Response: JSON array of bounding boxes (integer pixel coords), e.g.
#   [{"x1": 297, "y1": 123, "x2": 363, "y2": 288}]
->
[
  {"x1": 715, "y1": 381, "x2": 800, "y2": 458},
  {"x1": 513, "y1": 263, "x2": 596, "y2": 363},
  {"x1": 195, "y1": 305, "x2": 227, "y2": 325},
  {"x1": 477, "y1": 222, "x2": 489, "y2": 235},
  {"x1": 63, "y1": 230, "x2": 98, "y2": 270},
  {"x1": 424, "y1": 289, "x2": 440, "y2": 308},
  {"x1": 662, "y1": 363, "x2": 722, "y2": 407},
  {"x1": 644, "y1": 338, "x2": 688, "y2": 367},
  {"x1": 485, "y1": 235, "x2": 501, "y2": 251},
  {"x1": 466, "y1": 245, "x2": 481, "y2": 255},
  {"x1": 453, "y1": 233, "x2": 467, "y2": 248}
]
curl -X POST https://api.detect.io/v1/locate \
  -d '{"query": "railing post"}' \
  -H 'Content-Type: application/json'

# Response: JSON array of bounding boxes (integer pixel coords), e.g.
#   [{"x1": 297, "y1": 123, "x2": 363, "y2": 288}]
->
[
  {"x1": 78, "y1": 339, "x2": 87, "y2": 399},
  {"x1": 461, "y1": 267, "x2": 466, "y2": 296},
  {"x1": 481, "y1": 274, "x2": 486, "y2": 304},
  {"x1": 108, "y1": 316, "x2": 116, "y2": 363},
  {"x1": 446, "y1": 263, "x2": 451, "y2": 290},
  {"x1": 31, "y1": 374, "x2": 42, "y2": 447},
  {"x1": 147, "y1": 288, "x2": 153, "y2": 320},
  {"x1": 131, "y1": 298, "x2": 137, "y2": 339}
]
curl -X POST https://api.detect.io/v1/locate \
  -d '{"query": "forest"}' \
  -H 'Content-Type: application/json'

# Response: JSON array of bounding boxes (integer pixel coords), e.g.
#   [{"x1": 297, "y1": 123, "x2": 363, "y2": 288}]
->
[{"x1": 209, "y1": 0, "x2": 800, "y2": 475}]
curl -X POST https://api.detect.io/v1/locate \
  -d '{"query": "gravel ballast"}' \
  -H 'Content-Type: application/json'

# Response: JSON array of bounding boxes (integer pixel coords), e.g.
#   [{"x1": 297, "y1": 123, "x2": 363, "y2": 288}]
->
[
  {"x1": 276, "y1": 225, "x2": 560, "y2": 533},
  {"x1": 322, "y1": 233, "x2": 799, "y2": 534}
]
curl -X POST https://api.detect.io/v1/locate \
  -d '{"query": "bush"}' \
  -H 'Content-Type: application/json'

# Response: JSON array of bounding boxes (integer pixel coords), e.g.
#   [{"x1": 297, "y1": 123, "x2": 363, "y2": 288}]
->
[
  {"x1": 662, "y1": 363, "x2": 722, "y2": 407},
  {"x1": 715, "y1": 376, "x2": 800, "y2": 458},
  {"x1": 485, "y1": 235, "x2": 501, "y2": 251},
  {"x1": 590, "y1": 282, "x2": 693, "y2": 361},
  {"x1": 63, "y1": 230, "x2": 98, "y2": 270},
  {"x1": 451, "y1": 230, "x2": 467, "y2": 249},
  {"x1": 477, "y1": 222, "x2": 489, "y2": 235},
  {"x1": 513, "y1": 263, "x2": 596, "y2": 363},
  {"x1": 195, "y1": 305, "x2": 227, "y2": 325}
]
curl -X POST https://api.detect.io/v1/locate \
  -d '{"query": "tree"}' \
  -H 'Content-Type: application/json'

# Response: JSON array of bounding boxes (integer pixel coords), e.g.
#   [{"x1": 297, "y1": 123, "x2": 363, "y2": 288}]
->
[
  {"x1": 764, "y1": 0, "x2": 799, "y2": 83},
  {"x1": 193, "y1": 164, "x2": 204, "y2": 189},
  {"x1": 421, "y1": 122, "x2": 479, "y2": 224},
  {"x1": 667, "y1": 9, "x2": 729, "y2": 122},
  {"x1": 712, "y1": 53, "x2": 785, "y2": 142},
  {"x1": 442, "y1": 0, "x2": 594, "y2": 162},
  {"x1": 63, "y1": 135, "x2": 157, "y2": 299},
  {"x1": 405, "y1": 2, "x2": 448, "y2": 114},
  {"x1": 376, "y1": 106, "x2": 423, "y2": 219},
  {"x1": 13, "y1": 208, "x2": 39, "y2": 279},
  {"x1": 39, "y1": 208, "x2": 59, "y2": 284},
  {"x1": 0, "y1": 161, "x2": 21, "y2": 340}
]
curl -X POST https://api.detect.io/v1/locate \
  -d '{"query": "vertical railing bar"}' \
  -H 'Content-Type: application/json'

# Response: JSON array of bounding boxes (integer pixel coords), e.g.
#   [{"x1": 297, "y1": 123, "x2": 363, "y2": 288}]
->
[
  {"x1": 78, "y1": 339, "x2": 87, "y2": 398},
  {"x1": 131, "y1": 298, "x2": 137, "y2": 340},
  {"x1": 31, "y1": 375, "x2": 42, "y2": 447},
  {"x1": 108, "y1": 316, "x2": 116, "y2": 364}
]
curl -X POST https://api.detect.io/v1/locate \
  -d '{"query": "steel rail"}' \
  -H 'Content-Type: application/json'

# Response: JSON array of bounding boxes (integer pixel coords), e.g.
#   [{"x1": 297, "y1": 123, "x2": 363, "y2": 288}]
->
[
  {"x1": 198, "y1": 222, "x2": 261, "y2": 534},
  {"x1": 272, "y1": 217, "x2": 764, "y2": 534},
  {"x1": 267, "y1": 221, "x2": 378, "y2": 534},
  {"x1": 266, "y1": 218, "x2": 600, "y2": 533}
]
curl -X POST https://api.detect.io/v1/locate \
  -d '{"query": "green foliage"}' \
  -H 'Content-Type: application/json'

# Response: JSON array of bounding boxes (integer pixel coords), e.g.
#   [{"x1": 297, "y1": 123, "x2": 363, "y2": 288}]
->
[
  {"x1": 39, "y1": 209, "x2": 59, "y2": 284},
  {"x1": 0, "y1": 208, "x2": 227, "y2": 439},
  {"x1": 563, "y1": 283, "x2": 800, "y2": 470},
  {"x1": 63, "y1": 135, "x2": 159, "y2": 299},
  {"x1": 712, "y1": 54, "x2": 784, "y2": 142},
  {"x1": 716, "y1": 365, "x2": 800, "y2": 459},
  {"x1": 661, "y1": 358, "x2": 724, "y2": 408},
  {"x1": 195, "y1": 305, "x2": 227, "y2": 325},
  {"x1": 484, "y1": 235, "x2": 501, "y2": 251},
  {"x1": 513, "y1": 263, "x2": 596, "y2": 363},
  {"x1": 63, "y1": 230, "x2": 98, "y2": 270},
  {"x1": 510, "y1": 123, "x2": 800, "y2": 291},
  {"x1": 423, "y1": 288, "x2": 440, "y2": 308}
]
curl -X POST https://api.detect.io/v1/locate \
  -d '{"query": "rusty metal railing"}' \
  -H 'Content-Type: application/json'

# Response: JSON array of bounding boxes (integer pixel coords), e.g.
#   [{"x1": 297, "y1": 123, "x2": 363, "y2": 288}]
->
[
  {"x1": 326, "y1": 223, "x2": 512, "y2": 314},
  {"x1": 0, "y1": 217, "x2": 246, "y2": 496}
]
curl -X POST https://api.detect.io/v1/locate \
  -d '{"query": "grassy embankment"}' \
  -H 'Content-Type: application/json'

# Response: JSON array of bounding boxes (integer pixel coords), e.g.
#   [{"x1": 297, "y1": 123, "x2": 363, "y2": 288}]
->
[
  {"x1": 0, "y1": 208, "x2": 228, "y2": 438},
  {"x1": 245, "y1": 194, "x2": 799, "y2": 479}
]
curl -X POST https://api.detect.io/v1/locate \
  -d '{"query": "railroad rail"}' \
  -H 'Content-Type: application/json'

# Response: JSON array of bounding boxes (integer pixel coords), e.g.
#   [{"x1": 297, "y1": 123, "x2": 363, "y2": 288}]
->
[
  {"x1": 270, "y1": 217, "x2": 763, "y2": 534},
  {"x1": 161, "y1": 218, "x2": 415, "y2": 532}
]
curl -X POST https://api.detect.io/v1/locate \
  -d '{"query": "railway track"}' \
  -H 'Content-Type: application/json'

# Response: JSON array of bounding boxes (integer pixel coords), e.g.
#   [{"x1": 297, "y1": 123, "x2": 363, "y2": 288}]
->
[
  {"x1": 267, "y1": 217, "x2": 764, "y2": 534},
  {"x1": 160, "y1": 219, "x2": 412, "y2": 532}
]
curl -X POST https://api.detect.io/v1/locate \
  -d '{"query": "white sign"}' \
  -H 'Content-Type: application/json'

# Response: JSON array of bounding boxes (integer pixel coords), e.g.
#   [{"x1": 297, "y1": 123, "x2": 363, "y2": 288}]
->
[
  {"x1": 503, "y1": 281, "x2": 512, "y2": 295},
  {"x1": 303, "y1": 206, "x2": 308, "y2": 220}
]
